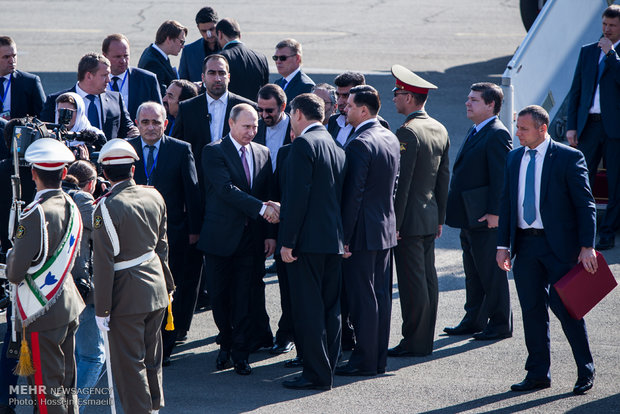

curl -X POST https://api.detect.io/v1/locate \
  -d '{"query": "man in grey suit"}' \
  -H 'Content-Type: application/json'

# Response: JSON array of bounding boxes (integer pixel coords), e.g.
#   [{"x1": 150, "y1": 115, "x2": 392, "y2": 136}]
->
[
  {"x1": 273, "y1": 39, "x2": 314, "y2": 111},
  {"x1": 180, "y1": 6, "x2": 221, "y2": 82},
  {"x1": 388, "y1": 65, "x2": 450, "y2": 357}
]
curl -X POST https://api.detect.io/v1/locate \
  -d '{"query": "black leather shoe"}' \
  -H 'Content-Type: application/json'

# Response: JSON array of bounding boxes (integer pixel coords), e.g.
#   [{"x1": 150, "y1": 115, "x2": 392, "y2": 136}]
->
[
  {"x1": 216, "y1": 349, "x2": 232, "y2": 370},
  {"x1": 472, "y1": 331, "x2": 512, "y2": 341},
  {"x1": 270, "y1": 340, "x2": 294, "y2": 354},
  {"x1": 335, "y1": 365, "x2": 376, "y2": 376},
  {"x1": 387, "y1": 344, "x2": 429, "y2": 357},
  {"x1": 510, "y1": 378, "x2": 551, "y2": 392},
  {"x1": 282, "y1": 376, "x2": 331, "y2": 390},
  {"x1": 234, "y1": 360, "x2": 252, "y2": 375},
  {"x1": 175, "y1": 331, "x2": 188, "y2": 344},
  {"x1": 250, "y1": 337, "x2": 274, "y2": 353},
  {"x1": 443, "y1": 324, "x2": 481, "y2": 336},
  {"x1": 284, "y1": 356, "x2": 303, "y2": 368},
  {"x1": 596, "y1": 235, "x2": 615, "y2": 250},
  {"x1": 162, "y1": 356, "x2": 171, "y2": 367},
  {"x1": 573, "y1": 374, "x2": 594, "y2": 395}
]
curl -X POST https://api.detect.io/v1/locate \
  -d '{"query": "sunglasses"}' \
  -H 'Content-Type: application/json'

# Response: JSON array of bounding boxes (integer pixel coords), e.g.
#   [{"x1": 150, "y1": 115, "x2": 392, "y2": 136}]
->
[{"x1": 272, "y1": 55, "x2": 296, "y2": 62}]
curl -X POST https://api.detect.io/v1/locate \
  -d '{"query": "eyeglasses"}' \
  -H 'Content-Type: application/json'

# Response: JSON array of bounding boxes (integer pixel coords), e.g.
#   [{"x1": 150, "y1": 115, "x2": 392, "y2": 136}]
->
[
  {"x1": 257, "y1": 107, "x2": 277, "y2": 114},
  {"x1": 177, "y1": 38, "x2": 186, "y2": 46},
  {"x1": 272, "y1": 55, "x2": 296, "y2": 62}
]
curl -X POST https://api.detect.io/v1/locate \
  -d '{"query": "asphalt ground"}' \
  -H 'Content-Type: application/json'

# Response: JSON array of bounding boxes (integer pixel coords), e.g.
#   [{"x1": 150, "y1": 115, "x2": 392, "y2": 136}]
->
[{"x1": 3, "y1": 0, "x2": 620, "y2": 412}]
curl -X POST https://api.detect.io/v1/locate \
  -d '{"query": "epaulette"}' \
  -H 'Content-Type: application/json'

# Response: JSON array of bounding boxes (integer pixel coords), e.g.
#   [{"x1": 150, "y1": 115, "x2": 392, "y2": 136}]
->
[{"x1": 19, "y1": 198, "x2": 42, "y2": 220}]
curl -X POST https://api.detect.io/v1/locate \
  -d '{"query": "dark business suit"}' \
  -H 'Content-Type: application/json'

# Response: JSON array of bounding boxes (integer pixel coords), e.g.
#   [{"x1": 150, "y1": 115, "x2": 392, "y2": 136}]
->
[
  {"x1": 445, "y1": 117, "x2": 512, "y2": 335},
  {"x1": 279, "y1": 124, "x2": 347, "y2": 387},
  {"x1": 197, "y1": 136, "x2": 274, "y2": 363},
  {"x1": 4, "y1": 70, "x2": 46, "y2": 118},
  {"x1": 566, "y1": 42, "x2": 620, "y2": 240},
  {"x1": 327, "y1": 113, "x2": 391, "y2": 144},
  {"x1": 179, "y1": 38, "x2": 220, "y2": 82},
  {"x1": 253, "y1": 116, "x2": 292, "y2": 149},
  {"x1": 128, "y1": 136, "x2": 202, "y2": 359},
  {"x1": 341, "y1": 119, "x2": 400, "y2": 373},
  {"x1": 39, "y1": 86, "x2": 135, "y2": 142},
  {"x1": 393, "y1": 111, "x2": 450, "y2": 355},
  {"x1": 125, "y1": 67, "x2": 163, "y2": 120},
  {"x1": 497, "y1": 139, "x2": 595, "y2": 381},
  {"x1": 219, "y1": 42, "x2": 269, "y2": 101},
  {"x1": 138, "y1": 44, "x2": 178, "y2": 96},
  {"x1": 275, "y1": 70, "x2": 315, "y2": 111}
]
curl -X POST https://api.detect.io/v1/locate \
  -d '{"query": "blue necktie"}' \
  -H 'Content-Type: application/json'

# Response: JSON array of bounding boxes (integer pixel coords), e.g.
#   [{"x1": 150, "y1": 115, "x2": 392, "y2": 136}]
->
[
  {"x1": 466, "y1": 127, "x2": 476, "y2": 143},
  {"x1": 523, "y1": 149, "x2": 537, "y2": 225},
  {"x1": 86, "y1": 94, "x2": 100, "y2": 128},
  {"x1": 596, "y1": 55, "x2": 606, "y2": 86},
  {"x1": 280, "y1": 78, "x2": 288, "y2": 90}
]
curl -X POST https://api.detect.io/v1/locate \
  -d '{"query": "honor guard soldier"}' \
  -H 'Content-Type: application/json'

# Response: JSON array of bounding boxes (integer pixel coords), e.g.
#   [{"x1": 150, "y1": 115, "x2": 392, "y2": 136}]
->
[
  {"x1": 7, "y1": 138, "x2": 85, "y2": 413},
  {"x1": 92, "y1": 139, "x2": 175, "y2": 414}
]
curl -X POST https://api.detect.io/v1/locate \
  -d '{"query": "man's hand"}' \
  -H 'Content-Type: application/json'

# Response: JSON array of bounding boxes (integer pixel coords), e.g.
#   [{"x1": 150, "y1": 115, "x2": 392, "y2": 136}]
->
[
  {"x1": 566, "y1": 130, "x2": 578, "y2": 147},
  {"x1": 578, "y1": 247, "x2": 598, "y2": 274},
  {"x1": 280, "y1": 246, "x2": 297, "y2": 263},
  {"x1": 343, "y1": 244, "x2": 352, "y2": 259},
  {"x1": 96, "y1": 316, "x2": 110, "y2": 332},
  {"x1": 478, "y1": 214, "x2": 499, "y2": 229},
  {"x1": 264, "y1": 239, "x2": 276, "y2": 257},
  {"x1": 262, "y1": 203, "x2": 280, "y2": 223},
  {"x1": 267, "y1": 200, "x2": 281, "y2": 214},
  {"x1": 189, "y1": 234, "x2": 200, "y2": 245},
  {"x1": 599, "y1": 37, "x2": 614, "y2": 54},
  {"x1": 436, "y1": 225, "x2": 443, "y2": 239},
  {"x1": 496, "y1": 249, "x2": 512, "y2": 271}
]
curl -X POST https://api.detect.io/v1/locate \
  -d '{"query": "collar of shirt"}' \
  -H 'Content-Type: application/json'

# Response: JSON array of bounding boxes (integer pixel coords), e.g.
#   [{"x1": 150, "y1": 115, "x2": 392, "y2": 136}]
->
[
  {"x1": 109, "y1": 69, "x2": 128, "y2": 86},
  {"x1": 354, "y1": 118, "x2": 377, "y2": 132},
  {"x1": 283, "y1": 68, "x2": 300, "y2": 84},
  {"x1": 474, "y1": 115, "x2": 496, "y2": 133},
  {"x1": 525, "y1": 134, "x2": 551, "y2": 159},
  {"x1": 406, "y1": 110, "x2": 423, "y2": 118},
  {"x1": 267, "y1": 113, "x2": 289, "y2": 133},
  {"x1": 223, "y1": 39, "x2": 242, "y2": 49},
  {"x1": 74, "y1": 83, "x2": 91, "y2": 100},
  {"x1": 141, "y1": 137, "x2": 161, "y2": 152},
  {"x1": 1, "y1": 74, "x2": 10, "y2": 81},
  {"x1": 336, "y1": 113, "x2": 347, "y2": 128},
  {"x1": 301, "y1": 122, "x2": 323, "y2": 136},
  {"x1": 152, "y1": 43, "x2": 168, "y2": 60},
  {"x1": 34, "y1": 188, "x2": 59, "y2": 200},
  {"x1": 206, "y1": 91, "x2": 229, "y2": 107},
  {"x1": 230, "y1": 135, "x2": 250, "y2": 155}
]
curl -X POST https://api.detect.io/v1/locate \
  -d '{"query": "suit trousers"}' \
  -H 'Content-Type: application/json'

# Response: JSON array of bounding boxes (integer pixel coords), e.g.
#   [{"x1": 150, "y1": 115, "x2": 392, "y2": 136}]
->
[
  {"x1": 274, "y1": 254, "x2": 296, "y2": 345},
  {"x1": 287, "y1": 253, "x2": 342, "y2": 387},
  {"x1": 577, "y1": 117, "x2": 620, "y2": 237},
  {"x1": 394, "y1": 234, "x2": 437, "y2": 355},
  {"x1": 342, "y1": 248, "x2": 392, "y2": 372},
  {"x1": 512, "y1": 233, "x2": 594, "y2": 380},
  {"x1": 108, "y1": 308, "x2": 166, "y2": 413},
  {"x1": 247, "y1": 255, "x2": 273, "y2": 351},
  {"x1": 27, "y1": 318, "x2": 80, "y2": 414},
  {"x1": 459, "y1": 228, "x2": 512, "y2": 334}
]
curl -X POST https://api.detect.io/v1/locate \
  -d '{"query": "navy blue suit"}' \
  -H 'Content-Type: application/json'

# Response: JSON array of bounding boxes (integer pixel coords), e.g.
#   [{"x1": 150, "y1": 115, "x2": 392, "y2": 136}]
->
[
  {"x1": 126, "y1": 67, "x2": 163, "y2": 120},
  {"x1": 5, "y1": 70, "x2": 46, "y2": 118},
  {"x1": 275, "y1": 70, "x2": 314, "y2": 111},
  {"x1": 179, "y1": 38, "x2": 220, "y2": 82},
  {"x1": 497, "y1": 139, "x2": 596, "y2": 381},
  {"x1": 138, "y1": 45, "x2": 178, "y2": 96}
]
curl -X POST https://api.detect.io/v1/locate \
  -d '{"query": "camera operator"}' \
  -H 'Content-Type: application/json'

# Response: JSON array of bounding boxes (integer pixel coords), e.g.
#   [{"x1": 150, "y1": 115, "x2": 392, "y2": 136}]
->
[{"x1": 55, "y1": 92, "x2": 106, "y2": 157}]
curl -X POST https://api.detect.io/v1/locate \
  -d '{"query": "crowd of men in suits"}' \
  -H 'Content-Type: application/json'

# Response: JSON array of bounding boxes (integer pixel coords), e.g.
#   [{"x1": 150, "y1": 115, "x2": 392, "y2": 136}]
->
[{"x1": 0, "y1": 3, "x2": 618, "y2": 412}]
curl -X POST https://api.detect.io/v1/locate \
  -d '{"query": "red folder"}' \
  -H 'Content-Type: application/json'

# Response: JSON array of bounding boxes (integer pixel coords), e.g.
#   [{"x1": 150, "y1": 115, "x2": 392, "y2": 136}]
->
[{"x1": 554, "y1": 252, "x2": 617, "y2": 320}]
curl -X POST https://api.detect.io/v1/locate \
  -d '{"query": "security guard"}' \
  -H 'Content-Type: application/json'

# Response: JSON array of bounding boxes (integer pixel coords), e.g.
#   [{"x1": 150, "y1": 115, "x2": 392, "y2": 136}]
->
[
  {"x1": 7, "y1": 138, "x2": 85, "y2": 414},
  {"x1": 92, "y1": 139, "x2": 175, "y2": 414}
]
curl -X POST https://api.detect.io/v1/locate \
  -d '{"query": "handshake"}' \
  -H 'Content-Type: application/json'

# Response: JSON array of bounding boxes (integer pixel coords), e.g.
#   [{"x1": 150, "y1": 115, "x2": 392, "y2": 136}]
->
[{"x1": 262, "y1": 201, "x2": 281, "y2": 224}]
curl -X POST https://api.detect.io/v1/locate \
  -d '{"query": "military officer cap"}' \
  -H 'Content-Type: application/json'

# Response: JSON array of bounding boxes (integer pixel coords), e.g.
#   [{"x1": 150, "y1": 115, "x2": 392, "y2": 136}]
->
[
  {"x1": 25, "y1": 138, "x2": 75, "y2": 170},
  {"x1": 98, "y1": 138, "x2": 139, "y2": 165},
  {"x1": 391, "y1": 64, "x2": 437, "y2": 95}
]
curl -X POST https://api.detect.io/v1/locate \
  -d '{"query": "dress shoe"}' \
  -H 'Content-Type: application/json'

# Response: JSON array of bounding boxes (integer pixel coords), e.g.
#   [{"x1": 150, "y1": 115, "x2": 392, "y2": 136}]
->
[
  {"x1": 472, "y1": 330, "x2": 512, "y2": 341},
  {"x1": 284, "y1": 356, "x2": 303, "y2": 368},
  {"x1": 162, "y1": 356, "x2": 171, "y2": 367},
  {"x1": 510, "y1": 378, "x2": 551, "y2": 392},
  {"x1": 270, "y1": 340, "x2": 294, "y2": 355},
  {"x1": 175, "y1": 331, "x2": 188, "y2": 344},
  {"x1": 387, "y1": 344, "x2": 429, "y2": 357},
  {"x1": 596, "y1": 235, "x2": 615, "y2": 250},
  {"x1": 250, "y1": 337, "x2": 274, "y2": 353},
  {"x1": 216, "y1": 349, "x2": 232, "y2": 370},
  {"x1": 195, "y1": 293, "x2": 211, "y2": 311},
  {"x1": 443, "y1": 324, "x2": 481, "y2": 336},
  {"x1": 335, "y1": 365, "x2": 376, "y2": 376},
  {"x1": 573, "y1": 374, "x2": 594, "y2": 395},
  {"x1": 265, "y1": 262, "x2": 277, "y2": 274},
  {"x1": 234, "y1": 360, "x2": 252, "y2": 375},
  {"x1": 282, "y1": 376, "x2": 331, "y2": 390}
]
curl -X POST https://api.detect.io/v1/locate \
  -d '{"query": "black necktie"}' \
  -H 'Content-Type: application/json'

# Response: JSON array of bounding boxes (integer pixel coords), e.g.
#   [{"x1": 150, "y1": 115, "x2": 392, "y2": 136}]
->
[
  {"x1": 146, "y1": 145, "x2": 155, "y2": 184},
  {"x1": 466, "y1": 127, "x2": 476, "y2": 143},
  {"x1": 85, "y1": 94, "x2": 100, "y2": 128},
  {"x1": 111, "y1": 76, "x2": 120, "y2": 92}
]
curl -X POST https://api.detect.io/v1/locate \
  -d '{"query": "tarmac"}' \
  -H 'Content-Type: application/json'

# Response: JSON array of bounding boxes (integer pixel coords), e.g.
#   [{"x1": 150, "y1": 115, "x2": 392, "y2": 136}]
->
[{"x1": 3, "y1": 0, "x2": 620, "y2": 412}]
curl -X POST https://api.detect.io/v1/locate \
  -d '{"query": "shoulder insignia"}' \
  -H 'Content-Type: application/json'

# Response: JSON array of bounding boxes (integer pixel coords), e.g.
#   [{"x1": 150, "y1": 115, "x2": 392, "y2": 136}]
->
[
  {"x1": 94, "y1": 215, "x2": 103, "y2": 229},
  {"x1": 20, "y1": 199, "x2": 42, "y2": 218},
  {"x1": 400, "y1": 142, "x2": 408, "y2": 152},
  {"x1": 16, "y1": 225, "x2": 25, "y2": 239}
]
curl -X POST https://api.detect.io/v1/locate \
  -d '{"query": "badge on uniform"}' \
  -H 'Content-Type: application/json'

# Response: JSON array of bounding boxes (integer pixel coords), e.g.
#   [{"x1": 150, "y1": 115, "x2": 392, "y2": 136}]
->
[
  {"x1": 400, "y1": 142, "x2": 408, "y2": 152},
  {"x1": 15, "y1": 225, "x2": 25, "y2": 239},
  {"x1": 94, "y1": 216, "x2": 103, "y2": 229}
]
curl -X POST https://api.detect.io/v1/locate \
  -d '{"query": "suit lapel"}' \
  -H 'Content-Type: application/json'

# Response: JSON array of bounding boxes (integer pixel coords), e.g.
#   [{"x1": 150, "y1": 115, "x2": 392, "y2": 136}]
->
[
  {"x1": 510, "y1": 147, "x2": 525, "y2": 215},
  {"x1": 540, "y1": 140, "x2": 556, "y2": 206},
  {"x1": 223, "y1": 95, "x2": 238, "y2": 137},
  {"x1": 284, "y1": 114, "x2": 292, "y2": 145},
  {"x1": 151, "y1": 46, "x2": 176, "y2": 79},
  {"x1": 129, "y1": 138, "x2": 147, "y2": 184},
  {"x1": 249, "y1": 142, "x2": 266, "y2": 191},
  {"x1": 128, "y1": 68, "x2": 137, "y2": 110},
  {"x1": 454, "y1": 125, "x2": 476, "y2": 165},
  {"x1": 222, "y1": 136, "x2": 250, "y2": 192},
  {"x1": 99, "y1": 92, "x2": 109, "y2": 126},
  {"x1": 152, "y1": 136, "x2": 170, "y2": 185},
  {"x1": 345, "y1": 119, "x2": 377, "y2": 147}
]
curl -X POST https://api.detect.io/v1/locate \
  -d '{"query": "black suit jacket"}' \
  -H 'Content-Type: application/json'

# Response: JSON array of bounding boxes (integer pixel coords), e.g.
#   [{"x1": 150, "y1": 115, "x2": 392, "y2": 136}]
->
[
  {"x1": 138, "y1": 45, "x2": 178, "y2": 96},
  {"x1": 341, "y1": 120, "x2": 400, "y2": 251},
  {"x1": 197, "y1": 136, "x2": 274, "y2": 256},
  {"x1": 497, "y1": 140, "x2": 596, "y2": 263},
  {"x1": 126, "y1": 67, "x2": 163, "y2": 120},
  {"x1": 327, "y1": 113, "x2": 391, "y2": 144},
  {"x1": 6, "y1": 70, "x2": 46, "y2": 118},
  {"x1": 39, "y1": 86, "x2": 136, "y2": 141},
  {"x1": 275, "y1": 70, "x2": 315, "y2": 110},
  {"x1": 219, "y1": 42, "x2": 269, "y2": 101},
  {"x1": 567, "y1": 42, "x2": 620, "y2": 139},
  {"x1": 278, "y1": 124, "x2": 347, "y2": 254},
  {"x1": 445, "y1": 117, "x2": 512, "y2": 229},
  {"x1": 128, "y1": 135, "x2": 202, "y2": 246}
]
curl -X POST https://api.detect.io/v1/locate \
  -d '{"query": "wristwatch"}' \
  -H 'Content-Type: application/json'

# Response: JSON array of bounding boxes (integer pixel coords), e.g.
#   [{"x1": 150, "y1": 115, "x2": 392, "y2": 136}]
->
[{"x1": 607, "y1": 48, "x2": 616, "y2": 57}]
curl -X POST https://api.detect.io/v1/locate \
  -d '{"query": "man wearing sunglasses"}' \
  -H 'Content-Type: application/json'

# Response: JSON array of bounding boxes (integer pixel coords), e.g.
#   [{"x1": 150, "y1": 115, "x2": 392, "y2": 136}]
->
[{"x1": 273, "y1": 39, "x2": 315, "y2": 112}]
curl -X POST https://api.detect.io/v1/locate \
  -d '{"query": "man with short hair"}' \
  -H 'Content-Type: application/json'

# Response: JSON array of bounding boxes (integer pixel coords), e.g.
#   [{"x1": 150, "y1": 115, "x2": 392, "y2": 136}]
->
[
  {"x1": 138, "y1": 20, "x2": 188, "y2": 96},
  {"x1": 216, "y1": 18, "x2": 269, "y2": 101},
  {"x1": 444, "y1": 82, "x2": 513, "y2": 341},
  {"x1": 273, "y1": 39, "x2": 314, "y2": 110},
  {"x1": 40, "y1": 53, "x2": 138, "y2": 141},
  {"x1": 336, "y1": 85, "x2": 400, "y2": 377},
  {"x1": 312, "y1": 83, "x2": 336, "y2": 125},
  {"x1": 566, "y1": 5, "x2": 620, "y2": 251},
  {"x1": 497, "y1": 105, "x2": 597, "y2": 395},
  {"x1": 0, "y1": 36, "x2": 45, "y2": 120},
  {"x1": 180, "y1": 6, "x2": 221, "y2": 82},
  {"x1": 102, "y1": 33, "x2": 162, "y2": 120},
  {"x1": 162, "y1": 79, "x2": 198, "y2": 135}
]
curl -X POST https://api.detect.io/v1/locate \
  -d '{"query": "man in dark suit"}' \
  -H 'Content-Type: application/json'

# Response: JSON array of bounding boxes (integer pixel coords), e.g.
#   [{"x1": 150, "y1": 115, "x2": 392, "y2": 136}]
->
[
  {"x1": 566, "y1": 5, "x2": 620, "y2": 251},
  {"x1": 279, "y1": 93, "x2": 346, "y2": 390},
  {"x1": 162, "y1": 79, "x2": 198, "y2": 135},
  {"x1": 0, "y1": 36, "x2": 46, "y2": 119},
  {"x1": 444, "y1": 82, "x2": 513, "y2": 340},
  {"x1": 138, "y1": 20, "x2": 188, "y2": 96},
  {"x1": 171, "y1": 54, "x2": 255, "y2": 195},
  {"x1": 336, "y1": 86, "x2": 399, "y2": 377},
  {"x1": 215, "y1": 18, "x2": 269, "y2": 101},
  {"x1": 180, "y1": 6, "x2": 221, "y2": 82},
  {"x1": 128, "y1": 102, "x2": 202, "y2": 366},
  {"x1": 273, "y1": 39, "x2": 315, "y2": 111},
  {"x1": 497, "y1": 105, "x2": 597, "y2": 395},
  {"x1": 387, "y1": 66, "x2": 450, "y2": 358},
  {"x1": 39, "y1": 53, "x2": 138, "y2": 141},
  {"x1": 197, "y1": 103, "x2": 277, "y2": 376},
  {"x1": 102, "y1": 34, "x2": 162, "y2": 120}
]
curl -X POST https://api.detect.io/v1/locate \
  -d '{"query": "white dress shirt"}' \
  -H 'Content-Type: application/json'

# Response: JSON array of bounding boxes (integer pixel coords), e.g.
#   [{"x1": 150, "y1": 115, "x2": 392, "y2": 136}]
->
[
  {"x1": 207, "y1": 91, "x2": 229, "y2": 142},
  {"x1": 107, "y1": 70, "x2": 129, "y2": 109},
  {"x1": 75, "y1": 83, "x2": 102, "y2": 127},
  {"x1": 517, "y1": 136, "x2": 550, "y2": 229},
  {"x1": 335, "y1": 114, "x2": 353, "y2": 146},
  {"x1": 0, "y1": 73, "x2": 12, "y2": 116},
  {"x1": 265, "y1": 115, "x2": 289, "y2": 171}
]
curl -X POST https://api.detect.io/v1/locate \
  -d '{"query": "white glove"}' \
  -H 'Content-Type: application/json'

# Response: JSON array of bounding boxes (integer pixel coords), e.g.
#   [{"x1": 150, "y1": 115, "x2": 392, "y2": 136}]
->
[{"x1": 95, "y1": 315, "x2": 110, "y2": 331}]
